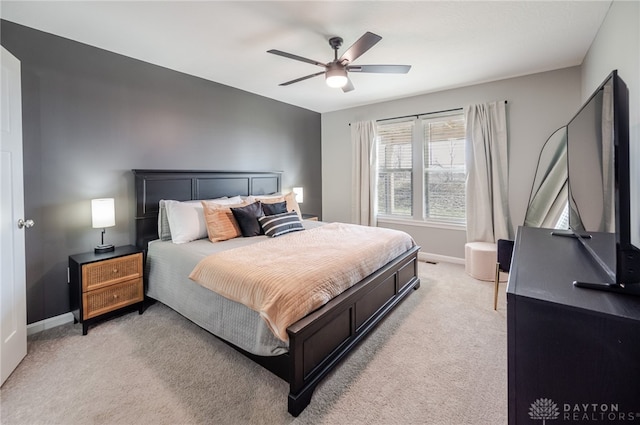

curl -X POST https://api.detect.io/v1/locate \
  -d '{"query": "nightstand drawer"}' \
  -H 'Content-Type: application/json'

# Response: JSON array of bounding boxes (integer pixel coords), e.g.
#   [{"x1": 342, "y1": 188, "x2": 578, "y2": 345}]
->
[
  {"x1": 83, "y1": 278, "x2": 143, "y2": 320},
  {"x1": 82, "y1": 253, "x2": 143, "y2": 292}
]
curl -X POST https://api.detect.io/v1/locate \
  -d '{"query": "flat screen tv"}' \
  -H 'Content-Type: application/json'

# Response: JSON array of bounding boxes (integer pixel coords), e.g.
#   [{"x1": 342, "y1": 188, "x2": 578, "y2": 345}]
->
[{"x1": 565, "y1": 70, "x2": 640, "y2": 295}]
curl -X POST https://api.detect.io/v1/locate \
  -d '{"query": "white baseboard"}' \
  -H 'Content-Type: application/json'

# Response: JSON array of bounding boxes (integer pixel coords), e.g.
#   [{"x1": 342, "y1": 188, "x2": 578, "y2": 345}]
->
[
  {"x1": 418, "y1": 251, "x2": 465, "y2": 265},
  {"x1": 27, "y1": 312, "x2": 75, "y2": 336}
]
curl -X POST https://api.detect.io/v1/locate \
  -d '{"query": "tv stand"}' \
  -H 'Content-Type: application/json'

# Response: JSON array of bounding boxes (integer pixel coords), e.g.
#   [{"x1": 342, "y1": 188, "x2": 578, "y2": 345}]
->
[
  {"x1": 574, "y1": 280, "x2": 640, "y2": 296},
  {"x1": 565, "y1": 231, "x2": 640, "y2": 297},
  {"x1": 507, "y1": 226, "x2": 640, "y2": 424},
  {"x1": 550, "y1": 229, "x2": 591, "y2": 238}
]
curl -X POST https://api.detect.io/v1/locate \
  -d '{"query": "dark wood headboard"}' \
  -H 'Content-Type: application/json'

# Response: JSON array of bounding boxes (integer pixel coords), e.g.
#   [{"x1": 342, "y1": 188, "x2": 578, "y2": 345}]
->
[{"x1": 132, "y1": 169, "x2": 282, "y2": 249}]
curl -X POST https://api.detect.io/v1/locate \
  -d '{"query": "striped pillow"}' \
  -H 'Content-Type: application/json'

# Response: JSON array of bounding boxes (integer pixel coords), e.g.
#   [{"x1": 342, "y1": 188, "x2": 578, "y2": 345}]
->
[{"x1": 258, "y1": 211, "x2": 304, "y2": 237}]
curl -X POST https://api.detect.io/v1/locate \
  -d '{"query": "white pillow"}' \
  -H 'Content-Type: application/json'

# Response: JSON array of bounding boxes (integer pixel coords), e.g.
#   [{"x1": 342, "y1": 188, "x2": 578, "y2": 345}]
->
[
  {"x1": 222, "y1": 195, "x2": 243, "y2": 204},
  {"x1": 248, "y1": 193, "x2": 281, "y2": 200},
  {"x1": 162, "y1": 196, "x2": 243, "y2": 244},
  {"x1": 163, "y1": 200, "x2": 207, "y2": 244}
]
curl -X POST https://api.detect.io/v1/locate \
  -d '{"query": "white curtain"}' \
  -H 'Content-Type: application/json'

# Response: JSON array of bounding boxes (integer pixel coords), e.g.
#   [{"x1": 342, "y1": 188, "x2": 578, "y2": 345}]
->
[
  {"x1": 351, "y1": 121, "x2": 378, "y2": 226},
  {"x1": 465, "y1": 101, "x2": 510, "y2": 242}
]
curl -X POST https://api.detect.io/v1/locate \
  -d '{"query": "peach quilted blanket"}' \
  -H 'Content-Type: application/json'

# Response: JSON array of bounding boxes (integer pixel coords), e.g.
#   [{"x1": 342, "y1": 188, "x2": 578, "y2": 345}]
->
[{"x1": 188, "y1": 222, "x2": 415, "y2": 342}]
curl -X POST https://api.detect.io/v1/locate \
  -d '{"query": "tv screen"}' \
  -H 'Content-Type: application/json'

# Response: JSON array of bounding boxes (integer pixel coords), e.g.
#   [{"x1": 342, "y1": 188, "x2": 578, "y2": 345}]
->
[{"x1": 566, "y1": 70, "x2": 640, "y2": 291}]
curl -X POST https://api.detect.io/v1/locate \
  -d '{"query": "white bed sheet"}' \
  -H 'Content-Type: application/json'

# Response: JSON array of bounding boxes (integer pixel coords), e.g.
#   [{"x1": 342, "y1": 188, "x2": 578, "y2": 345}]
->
[{"x1": 146, "y1": 220, "x2": 324, "y2": 356}]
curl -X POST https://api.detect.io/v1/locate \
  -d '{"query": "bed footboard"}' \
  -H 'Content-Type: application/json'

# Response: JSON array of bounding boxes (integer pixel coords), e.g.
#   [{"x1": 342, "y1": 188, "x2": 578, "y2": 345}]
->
[{"x1": 286, "y1": 245, "x2": 420, "y2": 416}]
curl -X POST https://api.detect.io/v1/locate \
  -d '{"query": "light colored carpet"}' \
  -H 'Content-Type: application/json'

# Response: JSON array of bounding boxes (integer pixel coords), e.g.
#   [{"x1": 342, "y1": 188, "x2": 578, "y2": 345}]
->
[{"x1": 0, "y1": 261, "x2": 507, "y2": 424}]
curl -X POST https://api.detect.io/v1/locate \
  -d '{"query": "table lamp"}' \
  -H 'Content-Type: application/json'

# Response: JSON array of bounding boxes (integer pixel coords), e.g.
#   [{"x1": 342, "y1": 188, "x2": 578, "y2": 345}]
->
[{"x1": 91, "y1": 198, "x2": 115, "y2": 253}]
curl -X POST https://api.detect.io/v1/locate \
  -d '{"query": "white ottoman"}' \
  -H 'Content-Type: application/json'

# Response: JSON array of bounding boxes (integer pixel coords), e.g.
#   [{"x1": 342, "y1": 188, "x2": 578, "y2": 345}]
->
[{"x1": 465, "y1": 242, "x2": 497, "y2": 281}]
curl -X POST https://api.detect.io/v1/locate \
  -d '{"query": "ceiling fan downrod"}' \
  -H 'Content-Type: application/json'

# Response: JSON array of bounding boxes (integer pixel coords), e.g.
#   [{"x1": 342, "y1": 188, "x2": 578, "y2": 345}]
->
[{"x1": 329, "y1": 37, "x2": 343, "y2": 62}]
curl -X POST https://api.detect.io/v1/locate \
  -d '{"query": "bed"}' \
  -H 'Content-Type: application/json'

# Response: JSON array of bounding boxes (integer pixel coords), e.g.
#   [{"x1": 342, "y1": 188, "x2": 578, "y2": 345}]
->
[{"x1": 133, "y1": 169, "x2": 421, "y2": 416}]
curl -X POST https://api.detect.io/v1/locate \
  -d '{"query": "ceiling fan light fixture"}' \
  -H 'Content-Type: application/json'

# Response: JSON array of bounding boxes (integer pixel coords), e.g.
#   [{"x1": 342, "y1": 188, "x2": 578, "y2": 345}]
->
[
  {"x1": 269, "y1": 32, "x2": 410, "y2": 92},
  {"x1": 325, "y1": 65, "x2": 348, "y2": 88}
]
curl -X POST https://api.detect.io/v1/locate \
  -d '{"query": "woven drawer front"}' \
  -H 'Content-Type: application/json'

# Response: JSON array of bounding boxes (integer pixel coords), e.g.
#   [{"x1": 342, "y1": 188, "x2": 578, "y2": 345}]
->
[
  {"x1": 82, "y1": 253, "x2": 142, "y2": 292},
  {"x1": 83, "y1": 278, "x2": 143, "y2": 319}
]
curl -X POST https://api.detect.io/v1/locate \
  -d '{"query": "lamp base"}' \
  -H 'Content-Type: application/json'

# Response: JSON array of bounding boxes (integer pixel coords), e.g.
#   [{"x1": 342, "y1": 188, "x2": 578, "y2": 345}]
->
[{"x1": 94, "y1": 244, "x2": 115, "y2": 254}]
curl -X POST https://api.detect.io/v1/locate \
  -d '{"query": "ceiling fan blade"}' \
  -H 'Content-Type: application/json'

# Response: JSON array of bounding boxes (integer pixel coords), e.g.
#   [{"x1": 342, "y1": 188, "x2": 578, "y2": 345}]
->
[
  {"x1": 342, "y1": 77, "x2": 355, "y2": 93},
  {"x1": 347, "y1": 64, "x2": 411, "y2": 74},
  {"x1": 339, "y1": 32, "x2": 382, "y2": 64},
  {"x1": 267, "y1": 49, "x2": 326, "y2": 68},
  {"x1": 279, "y1": 71, "x2": 325, "y2": 86}
]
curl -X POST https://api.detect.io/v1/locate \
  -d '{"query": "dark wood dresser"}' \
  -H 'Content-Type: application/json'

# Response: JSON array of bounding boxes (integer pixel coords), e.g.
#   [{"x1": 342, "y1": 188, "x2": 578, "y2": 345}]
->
[{"x1": 507, "y1": 226, "x2": 640, "y2": 424}]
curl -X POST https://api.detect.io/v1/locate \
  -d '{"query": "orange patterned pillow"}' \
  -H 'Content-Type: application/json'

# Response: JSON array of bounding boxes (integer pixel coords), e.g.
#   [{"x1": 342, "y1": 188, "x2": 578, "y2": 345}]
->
[{"x1": 201, "y1": 200, "x2": 248, "y2": 242}]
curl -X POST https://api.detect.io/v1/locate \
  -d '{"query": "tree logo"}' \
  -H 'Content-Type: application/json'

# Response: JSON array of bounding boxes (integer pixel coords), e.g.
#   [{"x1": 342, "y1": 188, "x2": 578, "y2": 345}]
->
[{"x1": 529, "y1": 398, "x2": 560, "y2": 424}]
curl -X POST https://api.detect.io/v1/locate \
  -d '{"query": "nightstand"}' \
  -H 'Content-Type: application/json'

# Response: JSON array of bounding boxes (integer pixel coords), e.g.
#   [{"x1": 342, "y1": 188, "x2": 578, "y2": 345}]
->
[
  {"x1": 69, "y1": 245, "x2": 144, "y2": 335},
  {"x1": 302, "y1": 214, "x2": 319, "y2": 221}
]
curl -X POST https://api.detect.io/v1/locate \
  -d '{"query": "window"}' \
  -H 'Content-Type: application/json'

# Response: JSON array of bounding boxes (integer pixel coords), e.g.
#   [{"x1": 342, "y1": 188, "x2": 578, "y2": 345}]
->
[
  {"x1": 377, "y1": 112, "x2": 466, "y2": 225},
  {"x1": 423, "y1": 116, "x2": 466, "y2": 223},
  {"x1": 377, "y1": 120, "x2": 414, "y2": 216}
]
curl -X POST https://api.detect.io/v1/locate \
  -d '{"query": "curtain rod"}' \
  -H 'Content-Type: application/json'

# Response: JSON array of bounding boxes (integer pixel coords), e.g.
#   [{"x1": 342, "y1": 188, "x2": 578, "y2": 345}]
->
[
  {"x1": 377, "y1": 100, "x2": 508, "y2": 123},
  {"x1": 348, "y1": 100, "x2": 507, "y2": 126},
  {"x1": 376, "y1": 107, "x2": 462, "y2": 123}
]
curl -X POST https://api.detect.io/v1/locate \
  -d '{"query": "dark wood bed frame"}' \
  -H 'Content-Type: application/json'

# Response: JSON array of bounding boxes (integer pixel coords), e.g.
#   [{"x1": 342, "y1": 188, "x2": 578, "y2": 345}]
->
[{"x1": 133, "y1": 169, "x2": 421, "y2": 416}]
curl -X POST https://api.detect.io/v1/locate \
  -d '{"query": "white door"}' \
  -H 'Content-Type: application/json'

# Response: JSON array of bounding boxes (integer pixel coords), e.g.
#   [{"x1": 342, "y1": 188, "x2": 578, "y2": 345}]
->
[{"x1": 1, "y1": 46, "x2": 28, "y2": 386}]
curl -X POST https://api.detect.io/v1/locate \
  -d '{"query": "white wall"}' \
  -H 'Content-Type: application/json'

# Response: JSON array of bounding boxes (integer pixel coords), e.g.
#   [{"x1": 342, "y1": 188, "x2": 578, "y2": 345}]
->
[
  {"x1": 581, "y1": 0, "x2": 639, "y2": 246},
  {"x1": 322, "y1": 67, "x2": 582, "y2": 259}
]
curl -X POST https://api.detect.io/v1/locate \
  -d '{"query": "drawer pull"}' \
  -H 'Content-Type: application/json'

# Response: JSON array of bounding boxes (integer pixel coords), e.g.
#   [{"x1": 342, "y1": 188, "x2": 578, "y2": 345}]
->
[{"x1": 112, "y1": 268, "x2": 118, "y2": 274}]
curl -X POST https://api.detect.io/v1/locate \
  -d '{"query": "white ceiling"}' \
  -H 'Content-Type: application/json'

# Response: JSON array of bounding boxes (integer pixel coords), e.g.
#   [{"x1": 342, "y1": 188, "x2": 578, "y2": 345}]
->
[{"x1": 1, "y1": 1, "x2": 612, "y2": 113}]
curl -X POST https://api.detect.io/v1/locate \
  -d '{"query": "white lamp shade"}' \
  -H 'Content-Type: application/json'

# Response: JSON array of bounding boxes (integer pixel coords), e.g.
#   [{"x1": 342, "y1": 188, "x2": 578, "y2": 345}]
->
[
  {"x1": 91, "y1": 198, "x2": 115, "y2": 228},
  {"x1": 292, "y1": 187, "x2": 304, "y2": 204}
]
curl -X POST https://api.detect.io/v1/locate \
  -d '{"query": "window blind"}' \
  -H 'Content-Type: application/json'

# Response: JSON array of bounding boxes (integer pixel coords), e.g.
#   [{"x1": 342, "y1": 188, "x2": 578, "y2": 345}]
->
[
  {"x1": 377, "y1": 120, "x2": 414, "y2": 216},
  {"x1": 423, "y1": 116, "x2": 466, "y2": 222}
]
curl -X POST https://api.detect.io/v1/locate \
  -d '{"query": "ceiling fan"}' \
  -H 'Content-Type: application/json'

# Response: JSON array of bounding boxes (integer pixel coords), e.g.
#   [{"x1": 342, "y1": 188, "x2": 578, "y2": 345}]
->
[{"x1": 267, "y1": 32, "x2": 411, "y2": 93}]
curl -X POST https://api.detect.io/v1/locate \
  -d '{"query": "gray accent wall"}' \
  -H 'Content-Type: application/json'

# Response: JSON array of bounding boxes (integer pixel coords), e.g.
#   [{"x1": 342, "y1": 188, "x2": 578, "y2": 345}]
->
[{"x1": 1, "y1": 20, "x2": 321, "y2": 324}]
